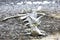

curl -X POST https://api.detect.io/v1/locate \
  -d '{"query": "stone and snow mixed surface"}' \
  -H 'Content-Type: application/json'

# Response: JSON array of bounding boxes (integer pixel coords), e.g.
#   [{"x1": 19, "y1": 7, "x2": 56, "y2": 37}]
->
[{"x1": 0, "y1": 1, "x2": 60, "y2": 40}]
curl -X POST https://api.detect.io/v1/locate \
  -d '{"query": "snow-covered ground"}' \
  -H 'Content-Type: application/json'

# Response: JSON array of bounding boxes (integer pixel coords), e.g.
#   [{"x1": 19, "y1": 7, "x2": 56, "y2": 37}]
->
[
  {"x1": 0, "y1": 1, "x2": 60, "y2": 40},
  {"x1": 0, "y1": 1, "x2": 60, "y2": 14}
]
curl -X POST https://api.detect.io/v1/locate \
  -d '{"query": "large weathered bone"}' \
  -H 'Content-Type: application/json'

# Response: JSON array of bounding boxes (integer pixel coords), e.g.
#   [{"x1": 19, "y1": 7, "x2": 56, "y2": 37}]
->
[
  {"x1": 24, "y1": 13, "x2": 47, "y2": 36},
  {"x1": 1, "y1": 14, "x2": 26, "y2": 21},
  {"x1": 25, "y1": 27, "x2": 46, "y2": 36}
]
